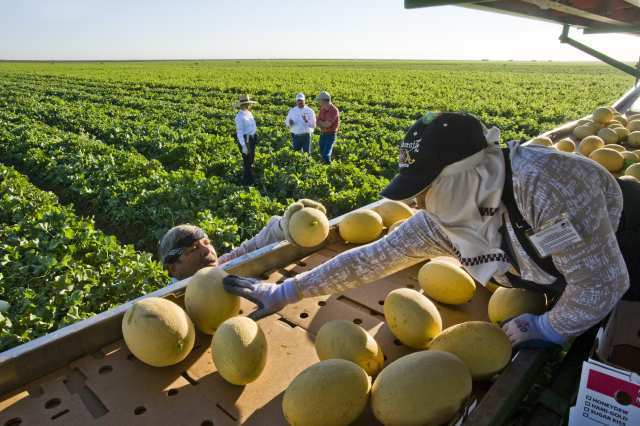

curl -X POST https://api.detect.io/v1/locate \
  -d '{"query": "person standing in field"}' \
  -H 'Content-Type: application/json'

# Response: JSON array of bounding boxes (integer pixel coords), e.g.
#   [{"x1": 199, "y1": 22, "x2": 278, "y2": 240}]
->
[
  {"x1": 315, "y1": 91, "x2": 340, "y2": 164},
  {"x1": 285, "y1": 93, "x2": 316, "y2": 154},
  {"x1": 234, "y1": 94, "x2": 258, "y2": 185}
]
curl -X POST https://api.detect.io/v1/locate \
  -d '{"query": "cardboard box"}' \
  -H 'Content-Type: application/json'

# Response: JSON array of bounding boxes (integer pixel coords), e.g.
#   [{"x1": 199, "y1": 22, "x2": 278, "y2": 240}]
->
[{"x1": 569, "y1": 301, "x2": 640, "y2": 426}]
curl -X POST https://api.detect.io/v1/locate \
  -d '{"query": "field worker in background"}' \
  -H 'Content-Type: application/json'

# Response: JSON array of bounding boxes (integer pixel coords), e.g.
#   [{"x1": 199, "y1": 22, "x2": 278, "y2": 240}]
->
[
  {"x1": 285, "y1": 93, "x2": 316, "y2": 154},
  {"x1": 234, "y1": 94, "x2": 258, "y2": 185},
  {"x1": 225, "y1": 112, "x2": 640, "y2": 349},
  {"x1": 158, "y1": 199, "x2": 326, "y2": 284},
  {"x1": 315, "y1": 91, "x2": 340, "y2": 164}
]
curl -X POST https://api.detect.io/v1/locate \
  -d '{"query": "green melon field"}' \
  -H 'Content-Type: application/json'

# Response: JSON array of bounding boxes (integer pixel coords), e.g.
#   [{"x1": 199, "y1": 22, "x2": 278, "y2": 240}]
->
[{"x1": 0, "y1": 60, "x2": 634, "y2": 351}]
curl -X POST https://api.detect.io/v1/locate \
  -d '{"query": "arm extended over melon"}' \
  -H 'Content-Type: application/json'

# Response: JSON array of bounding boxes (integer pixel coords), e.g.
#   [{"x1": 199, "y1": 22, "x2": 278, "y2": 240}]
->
[
  {"x1": 289, "y1": 148, "x2": 630, "y2": 341},
  {"x1": 218, "y1": 216, "x2": 285, "y2": 264}
]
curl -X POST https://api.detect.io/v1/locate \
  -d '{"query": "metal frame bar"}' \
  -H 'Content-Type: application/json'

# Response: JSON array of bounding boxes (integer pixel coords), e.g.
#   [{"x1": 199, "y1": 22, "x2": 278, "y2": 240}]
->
[{"x1": 559, "y1": 24, "x2": 640, "y2": 82}]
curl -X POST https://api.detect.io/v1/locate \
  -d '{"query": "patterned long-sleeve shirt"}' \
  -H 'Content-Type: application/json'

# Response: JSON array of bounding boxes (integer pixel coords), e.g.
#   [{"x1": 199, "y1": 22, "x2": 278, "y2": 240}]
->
[{"x1": 289, "y1": 143, "x2": 629, "y2": 338}]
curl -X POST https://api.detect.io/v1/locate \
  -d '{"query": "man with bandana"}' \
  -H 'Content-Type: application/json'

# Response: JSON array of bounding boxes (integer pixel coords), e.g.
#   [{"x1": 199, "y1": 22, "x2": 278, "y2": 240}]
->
[
  {"x1": 224, "y1": 112, "x2": 639, "y2": 349},
  {"x1": 158, "y1": 200, "x2": 326, "y2": 284}
]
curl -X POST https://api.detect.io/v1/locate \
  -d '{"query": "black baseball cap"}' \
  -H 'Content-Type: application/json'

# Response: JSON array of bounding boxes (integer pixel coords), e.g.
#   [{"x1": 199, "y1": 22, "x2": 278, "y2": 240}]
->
[{"x1": 381, "y1": 112, "x2": 488, "y2": 201}]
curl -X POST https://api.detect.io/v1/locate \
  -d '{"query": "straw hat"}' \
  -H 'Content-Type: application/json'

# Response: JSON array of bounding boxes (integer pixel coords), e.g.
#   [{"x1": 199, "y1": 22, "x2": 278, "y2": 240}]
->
[{"x1": 234, "y1": 94, "x2": 258, "y2": 108}]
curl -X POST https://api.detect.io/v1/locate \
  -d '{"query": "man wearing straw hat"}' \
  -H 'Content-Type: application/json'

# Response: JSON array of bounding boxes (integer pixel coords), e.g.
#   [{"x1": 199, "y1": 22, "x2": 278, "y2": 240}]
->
[
  {"x1": 285, "y1": 93, "x2": 316, "y2": 154},
  {"x1": 234, "y1": 94, "x2": 258, "y2": 185}
]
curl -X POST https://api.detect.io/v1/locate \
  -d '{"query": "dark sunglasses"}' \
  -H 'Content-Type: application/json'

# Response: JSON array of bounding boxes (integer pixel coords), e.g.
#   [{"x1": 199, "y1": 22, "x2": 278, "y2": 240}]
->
[{"x1": 162, "y1": 230, "x2": 208, "y2": 265}]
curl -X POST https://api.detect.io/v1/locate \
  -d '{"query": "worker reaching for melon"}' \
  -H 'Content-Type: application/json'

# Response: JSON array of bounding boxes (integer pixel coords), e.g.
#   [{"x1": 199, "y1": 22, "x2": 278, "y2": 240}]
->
[
  {"x1": 225, "y1": 111, "x2": 640, "y2": 349},
  {"x1": 158, "y1": 198, "x2": 329, "y2": 283}
]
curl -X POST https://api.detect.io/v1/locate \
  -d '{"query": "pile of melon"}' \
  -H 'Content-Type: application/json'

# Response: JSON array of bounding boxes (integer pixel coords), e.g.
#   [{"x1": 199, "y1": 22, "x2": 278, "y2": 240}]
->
[
  {"x1": 122, "y1": 266, "x2": 268, "y2": 386},
  {"x1": 283, "y1": 257, "x2": 549, "y2": 426},
  {"x1": 338, "y1": 199, "x2": 414, "y2": 244},
  {"x1": 120, "y1": 226, "x2": 548, "y2": 425},
  {"x1": 532, "y1": 106, "x2": 640, "y2": 180}
]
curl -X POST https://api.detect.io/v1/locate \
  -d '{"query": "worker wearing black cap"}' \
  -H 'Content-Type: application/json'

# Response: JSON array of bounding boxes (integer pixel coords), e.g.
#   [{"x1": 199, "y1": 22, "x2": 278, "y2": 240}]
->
[{"x1": 224, "y1": 112, "x2": 639, "y2": 349}]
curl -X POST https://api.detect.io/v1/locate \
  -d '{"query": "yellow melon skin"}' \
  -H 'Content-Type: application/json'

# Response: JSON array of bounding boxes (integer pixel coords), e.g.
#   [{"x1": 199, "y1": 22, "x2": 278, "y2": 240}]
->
[
  {"x1": 211, "y1": 316, "x2": 267, "y2": 385},
  {"x1": 315, "y1": 320, "x2": 384, "y2": 376},
  {"x1": 626, "y1": 163, "x2": 640, "y2": 180},
  {"x1": 372, "y1": 351, "x2": 472, "y2": 426},
  {"x1": 597, "y1": 127, "x2": 619, "y2": 145},
  {"x1": 619, "y1": 175, "x2": 639, "y2": 182},
  {"x1": 628, "y1": 131, "x2": 640, "y2": 148},
  {"x1": 375, "y1": 200, "x2": 414, "y2": 228},
  {"x1": 578, "y1": 135, "x2": 604, "y2": 156},
  {"x1": 288, "y1": 207, "x2": 330, "y2": 247},
  {"x1": 628, "y1": 120, "x2": 640, "y2": 133},
  {"x1": 429, "y1": 321, "x2": 512, "y2": 380},
  {"x1": 384, "y1": 288, "x2": 442, "y2": 349},
  {"x1": 589, "y1": 148, "x2": 625, "y2": 172},
  {"x1": 554, "y1": 138, "x2": 575, "y2": 153},
  {"x1": 573, "y1": 125, "x2": 597, "y2": 140},
  {"x1": 283, "y1": 359, "x2": 370, "y2": 426},
  {"x1": 388, "y1": 218, "x2": 407, "y2": 234},
  {"x1": 529, "y1": 136, "x2": 553, "y2": 147},
  {"x1": 185, "y1": 267, "x2": 240, "y2": 335},
  {"x1": 488, "y1": 287, "x2": 547, "y2": 325},
  {"x1": 592, "y1": 107, "x2": 614, "y2": 124},
  {"x1": 418, "y1": 260, "x2": 476, "y2": 305},
  {"x1": 122, "y1": 297, "x2": 195, "y2": 367},
  {"x1": 613, "y1": 127, "x2": 629, "y2": 141},
  {"x1": 338, "y1": 209, "x2": 384, "y2": 244},
  {"x1": 621, "y1": 151, "x2": 639, "y2": 165},
  {"x1": 486, "y1": 282, "x2": 501, "y2": 294},
  {"x1": 604, "y1": 144, "x2": 625, "y2": 152}
]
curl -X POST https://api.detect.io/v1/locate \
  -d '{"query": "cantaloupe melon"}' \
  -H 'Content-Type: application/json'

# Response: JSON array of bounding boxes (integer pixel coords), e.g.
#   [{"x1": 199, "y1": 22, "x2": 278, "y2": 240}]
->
[
  {"x1": 590, "y1": 148, "x2": 625, "y2": 172},
  {"x1": 211, "y1": 316, "x2": 267, "y2": 385},
  {"x1": 338, "y1": 209, "x2": 383, "y2": 244},
  {"x1": 388, "y1": 218, "x2": 407, "y2": 233},
  {"x1": 287, "y1": 207, "x2": 330, "y2": 247},
  {"x1": 613, "y1": 126, "x2": 629, "y2": 141},
  {"x1": 374, "y1": 200, "x2": 414, "y2": 228},
  {"x1": 621, "y1": 151, "x2": 639, "y2": 165},
  {"x1": 573, "y1": 125, "x2": 596, "y2": 140},
  {"x1": 283, "y1": 359, "x2": 370, "y2": 426},
  {"x1": 122, "y1": 297, "x2": 195, "y2": 367},
  {"x1": 597, "y1": 128, "x2": 619, "y2": 144},
  {"x1": 384, "y1": 288, "x2": 442, "y2": 349},
  {"x1": 578, "y1": 135, "x2": 604, "y2": 156},
  {"x1": 628, "y1": 120, "x2": 640, "y2": 132},
  {"x1": 488, "y1": 287, "x2": 546, "y2": 325},
  {"x1": 554, "y1": 138, "x2": 575, "y2": 153},
  {"x1": 185, "y1": 267, "x2": 240, "y2": 334},
  {"x1": 418, "y1": 260, "x2": 476, "y2": 305},
  {"x1": 628, "y1": 131, "x2": 640, "y2": 148},
  {"x1": 592, "y1": 107, "x2": 614, "y2": 124},
  {"x1": 371, "y1": 351, "x2": 472, "y2": 426},
  {"x1": 429, "y1": 321, "x2": 512, "y2": 380},
  {"x1": 529, "y1": 136, "x2": 553, "y2": 147},
  {"x1": 625, "y1": 163, "x2": 640, "y2": 180},
  {"x1": 315, "y1": 320, "x2": 384, "y2": 376}
]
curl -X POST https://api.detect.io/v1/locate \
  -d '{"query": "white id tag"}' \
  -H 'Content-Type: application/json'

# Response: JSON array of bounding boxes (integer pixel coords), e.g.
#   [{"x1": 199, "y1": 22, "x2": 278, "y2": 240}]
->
[{"x1": 526, "y1": 214, "x2": 582, "y2": 258}]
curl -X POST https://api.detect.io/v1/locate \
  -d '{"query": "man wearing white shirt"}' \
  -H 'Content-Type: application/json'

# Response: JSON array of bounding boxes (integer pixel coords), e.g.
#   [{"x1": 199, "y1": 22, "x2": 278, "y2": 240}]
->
[
  {"x1": 285, "y1": 93, "x2": 316, "y2": 153},
  {"x1": 234, "y1": 94, "x2": 258, "y2": 185}
]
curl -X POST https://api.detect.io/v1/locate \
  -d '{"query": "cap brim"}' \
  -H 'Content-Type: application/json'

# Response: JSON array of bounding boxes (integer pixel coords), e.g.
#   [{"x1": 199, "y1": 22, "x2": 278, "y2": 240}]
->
[{"x1": 380, "y1": 171, "x2": 438, "y2": 201}]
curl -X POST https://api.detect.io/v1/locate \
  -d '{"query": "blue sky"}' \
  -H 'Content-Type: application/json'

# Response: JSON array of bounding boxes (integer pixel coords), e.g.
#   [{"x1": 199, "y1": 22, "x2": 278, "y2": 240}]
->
[{"x1": 1, "y1": 0, "x2": 636, "y2": 61}]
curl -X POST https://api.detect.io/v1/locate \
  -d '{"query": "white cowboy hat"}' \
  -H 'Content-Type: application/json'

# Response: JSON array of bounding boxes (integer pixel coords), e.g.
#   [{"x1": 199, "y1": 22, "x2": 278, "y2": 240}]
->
[{"x1": 234, "y1": 94, "x2": 258, "y2": 108}]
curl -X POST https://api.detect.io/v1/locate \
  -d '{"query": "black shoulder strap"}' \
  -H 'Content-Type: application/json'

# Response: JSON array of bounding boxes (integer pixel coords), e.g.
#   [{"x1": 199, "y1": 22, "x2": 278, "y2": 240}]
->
[{"x1": 501, "y1": 148, "x2": 566, "y2": 289}]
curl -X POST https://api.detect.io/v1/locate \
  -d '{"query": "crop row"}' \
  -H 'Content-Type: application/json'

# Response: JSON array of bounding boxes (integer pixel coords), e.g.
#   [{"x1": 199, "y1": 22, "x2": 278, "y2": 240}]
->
[{"x1": 0, "y1": 164, "x2": 168, "y2": 351}]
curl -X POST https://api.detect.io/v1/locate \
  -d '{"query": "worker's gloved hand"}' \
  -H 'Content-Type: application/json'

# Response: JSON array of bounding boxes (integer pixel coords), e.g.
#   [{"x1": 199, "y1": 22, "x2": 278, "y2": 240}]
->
[
  {"x1": 502, "y1": 313, "x2": 566, "y2": 350},
  {"x1": 281, "y1": 199, "x2": 327, "y2": 244},
  {"x1": 223, "y1": 275, "x2": 302, "y2": 320},
  {"x1": 240, "y1": 143, "x2": 248, "y2": 155}
]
